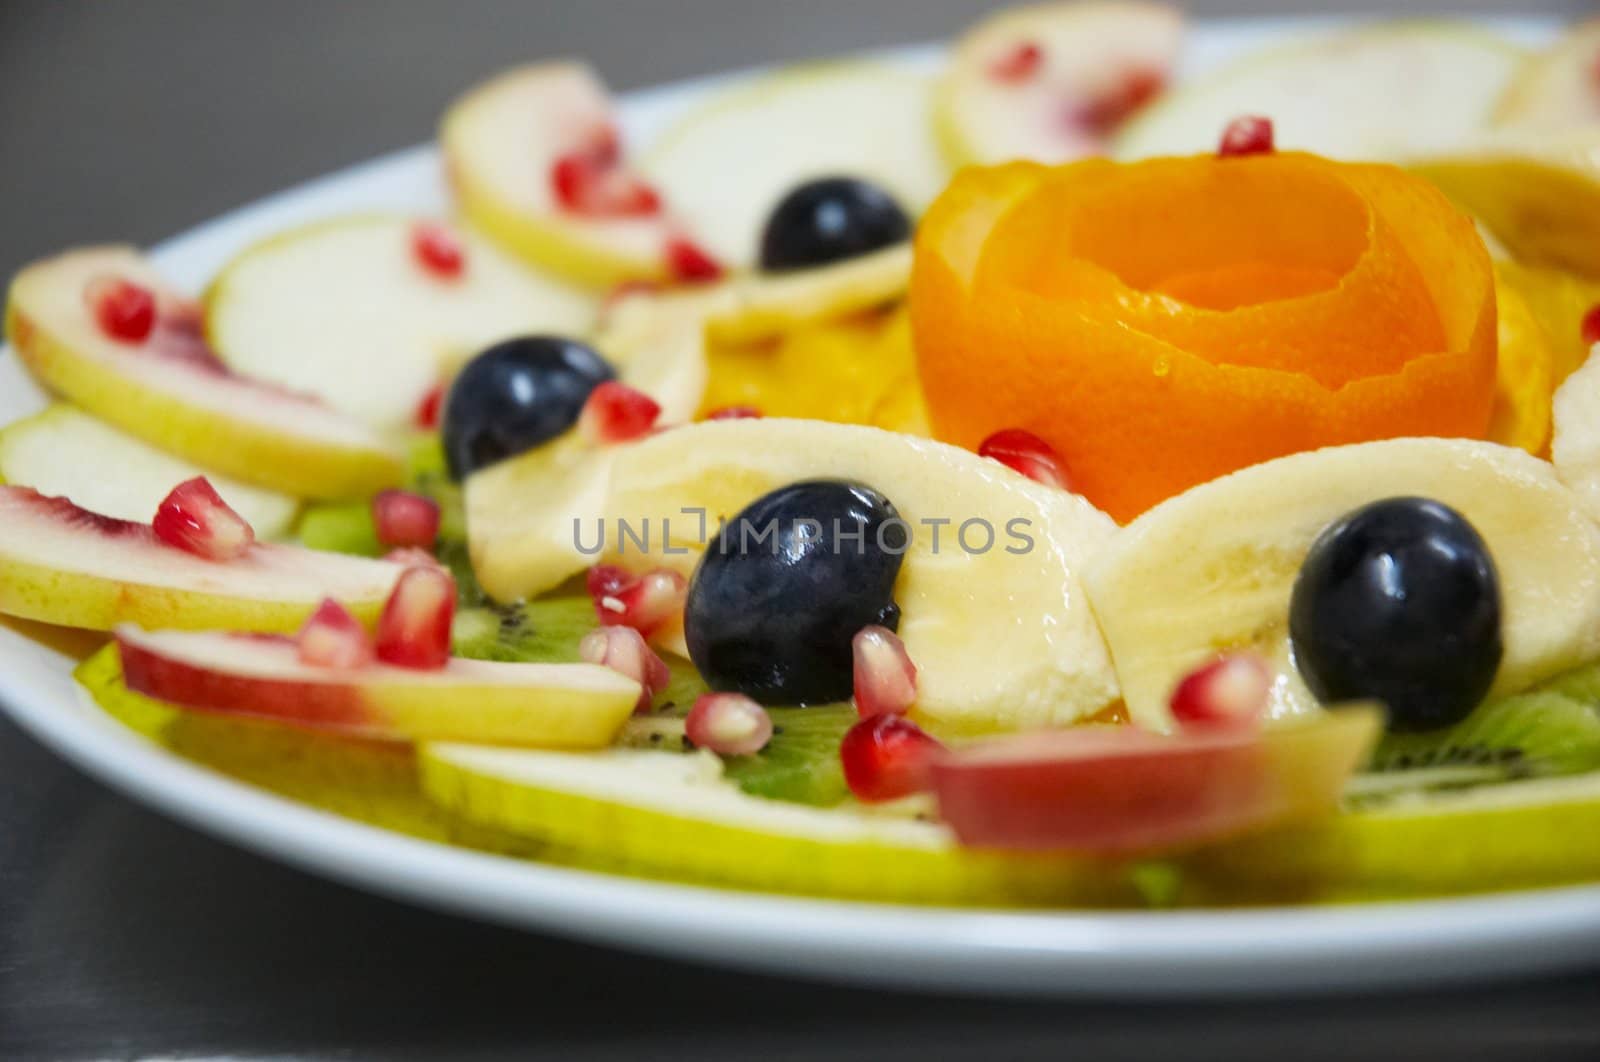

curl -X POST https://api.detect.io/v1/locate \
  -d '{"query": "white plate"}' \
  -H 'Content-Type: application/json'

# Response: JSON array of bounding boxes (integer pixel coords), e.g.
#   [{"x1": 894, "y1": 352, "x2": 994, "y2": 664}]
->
[{"x1": 5, "y1": 16, "x2": 1599, "y2": 999}]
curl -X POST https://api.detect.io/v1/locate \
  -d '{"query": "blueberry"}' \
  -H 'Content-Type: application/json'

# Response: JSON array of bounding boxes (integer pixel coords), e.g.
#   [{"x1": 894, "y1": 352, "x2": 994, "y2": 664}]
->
[
  {"x1": 1289, "y1": 497, "x2": 1502, "y2": 732},
  {"x1": 758, "y1": 177, "x2": 911, "y2": 273},
  {"x1": 442, "y1": 336, "x2": 614, "y2": 480},
  {"x1": 685, "y1": 479, "x2": 908, "y2": 705}
]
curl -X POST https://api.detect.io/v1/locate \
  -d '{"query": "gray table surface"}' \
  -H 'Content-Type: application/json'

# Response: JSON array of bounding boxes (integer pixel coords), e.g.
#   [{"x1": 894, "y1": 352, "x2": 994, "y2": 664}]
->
[{"x1": 4, "y1": 2, "x2": 1600, "y2": 1059}]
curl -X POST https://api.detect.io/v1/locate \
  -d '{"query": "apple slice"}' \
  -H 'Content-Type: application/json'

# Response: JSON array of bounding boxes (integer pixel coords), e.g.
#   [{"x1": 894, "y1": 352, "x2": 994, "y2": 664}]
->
[
  {"x1": 936, "y1": 1, "x2": 1183, "y2": 167},
  {"x1": 419, "y1": 744, "x2": 1140, "y2": 904},
  {"x1": 116, "y1": 625, "x2": 639, "y2": 748},
  {"x1": 5, "y1": 246, "x2": 403, "y2": 499},
  {"x1": 0, "y1": 404, "x2": 299, "y2": 538},
  {"x1": 1496, "y1": 18, "x2": 1600, "y2": 132},
  {"x1": 0, "y1": 485, "x2": 403, "y2": 633},
  {"x1": 205, "y1": 216, "x2": 597, "y2": 430},
  {"x1": 442, "y1": 62, "x2": 694, "y2": 289},
  {"x1": 1113, "y1": 22, "x2": 1525, "y2": 161},
  {"x1": 642, "y1": 63, "x2": 948, "y2": 270},
  {"x1": 931, "y1": 707, "x2": 1381, "y2": 853}
]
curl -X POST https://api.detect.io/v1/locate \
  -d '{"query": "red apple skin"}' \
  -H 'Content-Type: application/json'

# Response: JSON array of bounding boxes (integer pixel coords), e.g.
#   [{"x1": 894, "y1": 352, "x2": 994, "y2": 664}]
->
[
  {"x1": 931, "y1": 709, "x2": 1380, "y2": 855},
  {"x1": 117, "y1": 631, "x2": 375, "y2": 732}
]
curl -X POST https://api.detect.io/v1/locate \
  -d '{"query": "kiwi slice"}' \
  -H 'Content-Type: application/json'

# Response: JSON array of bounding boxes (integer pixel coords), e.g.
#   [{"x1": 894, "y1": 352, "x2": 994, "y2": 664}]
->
[
  {"x1": 297, "y1": 501, "x2": 382, "y2": 556},
  {"x1": 1369, "y1": 684, "x2": 1600, "y2": 783}
]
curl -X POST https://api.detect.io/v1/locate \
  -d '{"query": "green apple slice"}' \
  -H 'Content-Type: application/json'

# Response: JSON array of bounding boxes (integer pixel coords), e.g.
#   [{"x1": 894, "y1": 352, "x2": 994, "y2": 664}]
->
[
  {"x1": 642, "y1": 62, "x2": 948, "y2": 270},
  {"x1": 0, "y1": 484, "x2": 403, "y2": 633},
  {"x1": 0, "y1": 404, "x2": 298, "y2": 538},
  {"x1": 1496, "y1": 18, "x2": 1600, "y2": 132},
  {"x1": 1186, "y1": 771, "x2": 1600, "y2": 902},
  {"x1": 442, "y1": 62, "x2": 683, "y2": 288},
  {"x1": 5, "y1": 246, "x2": 403, "y2": 499},
  {"x1": 600, "y1": 419, "x2": 1120, "y2": 735},
  {"x1": 937, "y1": 0, "x2": 1183, "y2": 167},
  {"x1": 1114, "y1": 22, "x2": 1525, "y2": 161},
  {"x1": 464, "y1": 290, "x2": 711, "y2": 603},
  {"x1": 419, "y1": 743, "x2": 1139, "y2": 905},
  {"x1": 116, "y1": 625, "x2": 639, "y2": 748},
  {"x1": 205, "y1": 216, "x2": 597, "y2": 430}
]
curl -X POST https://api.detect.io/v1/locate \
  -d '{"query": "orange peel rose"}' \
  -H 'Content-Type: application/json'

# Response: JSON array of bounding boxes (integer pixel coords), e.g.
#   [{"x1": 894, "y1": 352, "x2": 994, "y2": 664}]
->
[{"x1": 911, "y1": 155, "x2": 1498, "y2": 522}]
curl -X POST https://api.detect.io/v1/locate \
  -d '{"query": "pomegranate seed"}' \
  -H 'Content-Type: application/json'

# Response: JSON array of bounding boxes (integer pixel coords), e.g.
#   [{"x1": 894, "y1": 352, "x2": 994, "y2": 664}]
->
[
  {"x1": 586, "y1": 563, "x2": 633, "y2": 601},
  {"x1": 411, "y1": 221, "x2": 465, "y2": 278},
  {"x1": 589, "y1": 567, "x2": 687, "y2": 638},
  {"x1": 375, "y1": 566, "x2": 455, "y2": 670},
  {"x1": 705, "y1": 405, "x2": 762, "y2": 421},
  {"x1": 382, "y1": 546, "x2": 442, "y2": 569},
  {"x1": 989, "y1": 41, "x2": 1043, "y2": 83},
  {"x1": 551, "y1": 151, "x2": 662, "y2": 217},
  {"x1": 841, "y1": 714, "x2": 945, "y2": 803},
  {"x1": 152, "y1": 477, "x2": 254, "y2": 561},
  {"x1": 1582, "y1": 303, "x2": 1600, "y2": 346},
  {"x1": 852, "y1": 625, "x2": 917, "y2": 718},
  {"x1": 297, "y1": 599, "x2": 374, "y2": 669},
  {"x1": 1169, "y1": 653, "x2": 1272, "y2": 728},
  {"x1": 414, "y1": 384, "x2": 444, "y2": 430},
  {"x1": 1218, "y1": 115, "x2": 1275, "y2": 158},
  {"x1": 686, "y1": 692, "x2": 773, "y2": 756},
  {"x1": 580, "y1": 381, "x2": 662, "y2": 444},
  {"x1": 978, "y1": 428, "x2": 1070, "y2": 489},
  {"x1": 1070, "y1": 68, "x2": 1165, "y2": 136},
  {"x1": 372, "y1": 489, "x2": 441, "y2": 549},
  {"x1": 579, "y1": 625, "x2": 671, "y2": 713},
  {"x1": 665, "y1": 236, "x2": 724, "y2": 283},
  {"x1": 85, "y1": 276, "x2": 157, "y2": 343}
]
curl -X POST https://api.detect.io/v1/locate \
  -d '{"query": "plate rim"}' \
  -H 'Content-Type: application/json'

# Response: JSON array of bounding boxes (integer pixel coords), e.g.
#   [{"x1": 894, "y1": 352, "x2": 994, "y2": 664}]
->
[{"x1": 4, "y1": 13, "x2": 1599, "y2": 998}]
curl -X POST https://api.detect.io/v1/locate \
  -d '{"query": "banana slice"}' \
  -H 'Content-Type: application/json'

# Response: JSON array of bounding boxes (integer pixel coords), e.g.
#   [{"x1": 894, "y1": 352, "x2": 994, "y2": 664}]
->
[
  {"x1": 1085, "y1": 438, "x2": 1600, "y2": 731},
  {"x1": 1553, "y1": 350, "x2": 1600, "y2": 524},
  {"x1": 601, "y1": 419, "x2": 1119, "y2": 735},
  {"x1": 419, "y1": 743, "x2": 1137, "y2": 905}
]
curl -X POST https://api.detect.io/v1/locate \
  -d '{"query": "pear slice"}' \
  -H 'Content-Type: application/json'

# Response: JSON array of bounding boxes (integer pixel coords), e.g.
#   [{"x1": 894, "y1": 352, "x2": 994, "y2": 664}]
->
[
  {"x1": 1084, "y1": 438, "x2": 1600, "y2": 732},
  {"x1": 642, "y1": 62, "x2": 947, "y2": 270},
  {"x1": 937, "y1": 1, "x2": 1183, "y2": 168},
  {"x1": 1405, "y1": 126, "x2": 1600, "y2": 279},
  {"x1": 599, "y1": 419, "x2": 1120, "y2": 735},
  {"x1": 0, "y1": 484, "x2": 403, "y2": 633},
  {"x1": 1495, "y1": 18, "x2": 1600, "y2": 132},
  {"x1": 1113, "y1": 22, "x2": 1524, "y2": 161},
  {"x1": 205, "y1": 216, "x2": 596, "y2": 430},
  {"x1": 116, "y1": 625, "x2": 639, "y2": 748},
  {"x1": 441, "y1": 62, "x2": 685, "y2": 289},
  {"x1": 419, "y1": 743, "x2": 1139, "y2": 905},
  {"x1": 5, "y1": 246, "x2": 403, "y2": 499},
  {"x1": 0, "y1": 404, "x2": 298, "y2": 537},
  {"x1": 464, "y1": 291, "x2": 711, "y2": 603}
]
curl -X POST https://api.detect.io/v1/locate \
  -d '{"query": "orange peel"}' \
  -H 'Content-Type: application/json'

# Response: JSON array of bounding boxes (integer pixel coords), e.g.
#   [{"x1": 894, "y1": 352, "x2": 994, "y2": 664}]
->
[{"x1": 911, "y1": 155, "x2": 1498, "y2": 522}]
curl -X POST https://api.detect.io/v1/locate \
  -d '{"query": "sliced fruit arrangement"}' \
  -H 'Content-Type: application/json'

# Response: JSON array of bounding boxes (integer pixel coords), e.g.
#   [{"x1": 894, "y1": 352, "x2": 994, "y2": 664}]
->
[
  {"x1": 1113, "y1": 22, "x2": 1525, "y2": 161},
  {"x1": 937, "y1": 0, "x2": 1183, "y2": 167},
  {"x1": 0, "y1": 404, "x2": 299, "y2": 537},
  {"x1": 204, "y1": 216, "x2": 597, "y2": 430},
  {"x1": 5, "y1": 246, "x2": 403, "y2": 499},
  {"x1": 602, "y1": 419, "x2": 1120, "y2": 734},
  {"x1": 0, "y1": 482, "x2": 403, "y2": 633},
  {"x1": 642, "y1": 64, "x2": 945, "y2": 270},
  {"x1": 1085, "y1": 438, "x2": 1600, "y2": 731},
  {"x1": 442, "y1": 62, "x2": 709, "y2": 288}
]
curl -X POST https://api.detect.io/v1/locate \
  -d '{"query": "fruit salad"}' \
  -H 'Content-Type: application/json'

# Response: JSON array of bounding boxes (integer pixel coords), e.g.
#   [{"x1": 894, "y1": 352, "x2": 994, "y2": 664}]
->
[{"x1": 9, "y1": 4, "x2": 1600, "y2": 909}]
